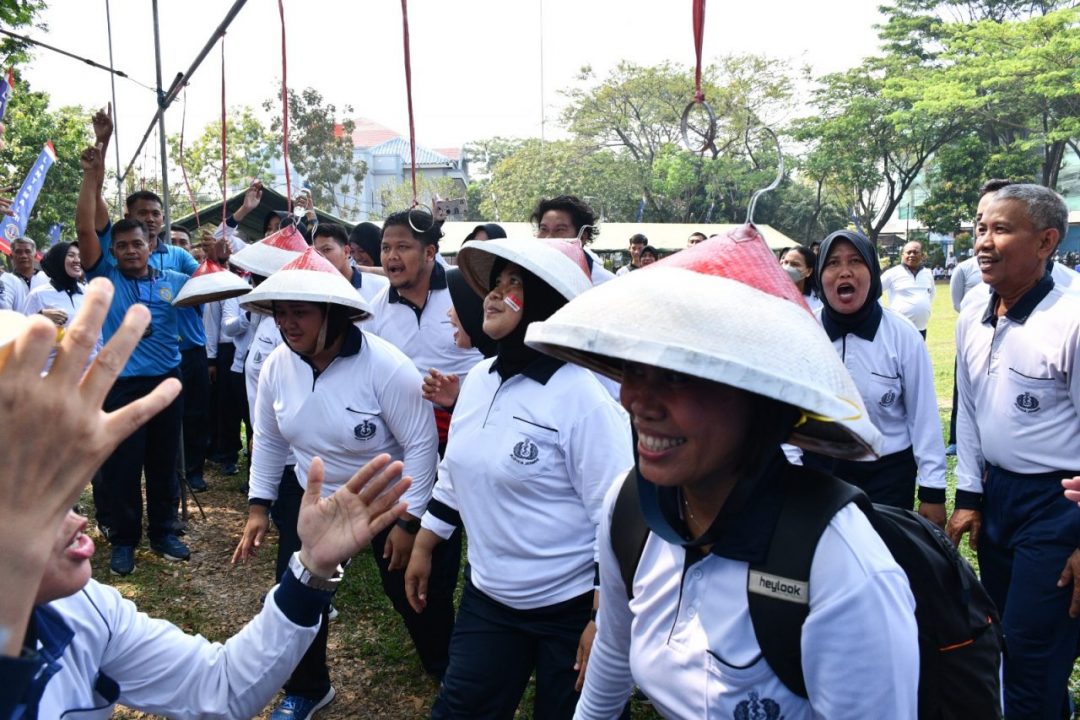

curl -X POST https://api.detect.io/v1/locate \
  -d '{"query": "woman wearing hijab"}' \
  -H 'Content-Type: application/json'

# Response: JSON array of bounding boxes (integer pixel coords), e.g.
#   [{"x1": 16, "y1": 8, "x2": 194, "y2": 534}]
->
[
  {"x1": 24, "y1": 242, "x2": 99, "y2": 371},
  {"x1": 810, "y1": 230, "x2": 947, "y2": 521},
  {"x1": 525, "y1": 230, "x2": 918, "y2": 718},
  {"x1": 405, "y1": 237, "x2": 632, "y2": 719},
  {"x1": 463, "y1": 223, "x2": 508, "y2": 242}
]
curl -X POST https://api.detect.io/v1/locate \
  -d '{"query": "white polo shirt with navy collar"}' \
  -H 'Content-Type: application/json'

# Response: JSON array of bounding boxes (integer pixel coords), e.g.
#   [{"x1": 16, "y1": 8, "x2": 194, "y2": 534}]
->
[
  {"x1": 365, "y1": 261, "x2": 481, "y2": 378},
  {"x1": 817, "y1": 306, "x2": 947, "y2": 498},
  {"x1": 955, "y1": 273, "x2": 1080, "y2": 507},
  {"x1": 422, "y1": 354, "x2": 632, "y2": 610},
  {"x1": 881, "y1": 264, "x2": 935, "y2": 331},
  {"x1": 249, "y1": 326, "x2": 438, "y2": 515}
]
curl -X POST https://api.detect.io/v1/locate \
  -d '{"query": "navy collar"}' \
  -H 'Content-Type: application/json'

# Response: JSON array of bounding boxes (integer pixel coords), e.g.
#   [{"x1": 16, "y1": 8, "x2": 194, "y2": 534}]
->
[
  {"x1": 489, "y1": 352, "x2": 565, "y2": 385},
  {"x1": 387, "y1": 261, "x2": 446, "y2": 304},
  {"x1": 28, "y1": 602, "x2": 75, "y2": 665},
  {"x1": 640, "y1": 452, "x2": 787, "y2": 563},
  {"x1": 296, "y1": 325, "x2": 363, "y2": 379},
  {"x1": 981, "y1": 270, "x2": 1054, "y2": 326},
  {"x1": 349, "y1": 267, "x2": 364, "y2": 290}
]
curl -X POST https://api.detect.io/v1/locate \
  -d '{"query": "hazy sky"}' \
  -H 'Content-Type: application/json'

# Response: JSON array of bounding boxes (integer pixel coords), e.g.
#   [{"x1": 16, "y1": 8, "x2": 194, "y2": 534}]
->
[{"x1": 23, "y1": 0, "x2": 884, "y2": 177}]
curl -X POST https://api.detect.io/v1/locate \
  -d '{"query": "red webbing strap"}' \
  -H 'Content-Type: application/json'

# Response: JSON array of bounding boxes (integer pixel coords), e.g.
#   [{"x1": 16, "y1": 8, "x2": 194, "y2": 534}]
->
[
  {"x1": 692, "y1": 0, "x2": 706, "y2": 103},
  {"x1": 277, "y1": 0, "x2": 292, "y2": 211},
  {"x1": 401, "y1": 0, "x2": 418, "y2": 207},
  {"x1": 220, "y1": 38, "x2": 227, "y2": 226}
]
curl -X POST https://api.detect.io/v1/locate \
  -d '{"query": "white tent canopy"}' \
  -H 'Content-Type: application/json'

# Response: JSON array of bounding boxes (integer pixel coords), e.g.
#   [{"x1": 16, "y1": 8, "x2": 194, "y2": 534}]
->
[{"x1": 437, "y1": 221, "x2": 799, "y2": 255}]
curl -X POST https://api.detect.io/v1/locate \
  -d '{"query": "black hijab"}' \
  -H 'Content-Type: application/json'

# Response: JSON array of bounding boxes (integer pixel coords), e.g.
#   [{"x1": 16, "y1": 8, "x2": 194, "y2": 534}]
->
[
  {"x1": 488, "y1": 258, "x2": 567, "y2": 380},
  {"x1": 464, "y1": 223, "x2": 507, "y2": 242},
  {"x1": 41, "y1": 242, "x2": 81, "y2": 294},
  {"x1": 445, "y1": 267, "x2": 497, "y2": 358},
  {"x1": 815, "y1": 230, "x2": 883, "y2": 341}
]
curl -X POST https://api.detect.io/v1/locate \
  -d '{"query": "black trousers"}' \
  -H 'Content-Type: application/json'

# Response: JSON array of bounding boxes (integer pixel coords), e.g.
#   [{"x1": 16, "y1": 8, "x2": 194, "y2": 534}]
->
[
  {"x1": 271, "y1": 467, "x2": 461, "y2": 697},
  {"x1": 948, "y1": 357, "x2": 958, "y2": 445},
  {"x1": 93, "y1": 370, "x2": 183, "y2": 546},
  {"x1": 210, "y1": 342, "x2": 242, "y2": 462},
  {"x1": 180, "y1": 346, "x2": 210, "y2": 477},
  {"x1": 432, "y1": 578, "x2": 590, "y2": 719},
  {"x1": 804, "y1": 445, "x2": 918, "y2": 510}
]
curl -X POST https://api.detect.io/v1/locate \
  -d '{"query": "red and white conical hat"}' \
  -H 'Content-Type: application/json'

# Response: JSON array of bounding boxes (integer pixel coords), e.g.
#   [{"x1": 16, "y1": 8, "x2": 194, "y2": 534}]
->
[
  {"x1": 229, "y1": 223, "x2": 308, "y2": 277},
  {"x1": 240, "y1": 247, "x2": 373, "y2": 322},
  {"x1": 171, "y1": 259, "x2": 251, "y2": 307},
  {"x1": 456, "y1": 237, "x2": 592, "y2": 302},
  {"x1": 525, "y1": 224, "x2": 882, "y2": 460}
]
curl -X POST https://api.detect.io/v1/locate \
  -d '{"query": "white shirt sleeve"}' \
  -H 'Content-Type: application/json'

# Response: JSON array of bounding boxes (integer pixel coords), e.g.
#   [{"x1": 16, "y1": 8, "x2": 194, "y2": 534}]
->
[
  {"x1": 900, "y1": 327, "x2": 947, "y2": 491},
  {"x1": 375, "y1": 358, "x2": 439, "y2": 517},
  {"x1": 203, "y1": 302, "x2": 222, "y2": 360},
  {"x1": 248, "y1": 354, "x2": 291, "y2": 502},
  {"x1": 422, "y1": 455, "x2": 460, "y2": 541},
  {"x1": 89, "y1": 581, "x2": 319, "y2": 720},
  {"x1": 563, "y1": 398, "x2": 633, "y2": 566},
  {"x1": 221, "y1": 297, "x2": 250, "y2": 340},
  {"x1": 954, "y1": 316, "x2": 984, "y2": 498},
  {"x1": 574, "y1": 478, "x2": 637, "y2": 718},
  {"x1": 950, "y1": 267, "x2": 967, "y2": 312}
]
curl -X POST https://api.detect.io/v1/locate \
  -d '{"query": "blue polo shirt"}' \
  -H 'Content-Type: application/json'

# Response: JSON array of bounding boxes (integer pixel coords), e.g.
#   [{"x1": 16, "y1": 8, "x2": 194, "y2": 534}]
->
[{"x1": 98, "y1": 221, "x2": 203, "y2": 364}]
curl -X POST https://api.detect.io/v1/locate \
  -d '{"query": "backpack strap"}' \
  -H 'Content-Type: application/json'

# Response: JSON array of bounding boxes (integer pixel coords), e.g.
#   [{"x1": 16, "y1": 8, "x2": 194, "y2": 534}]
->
[
  {"x1": 747, "y1": 468, "x2": 866, "y2": 698},
  {"x1": 610, "y1": 469, "x2": 649, "y2": 601}
]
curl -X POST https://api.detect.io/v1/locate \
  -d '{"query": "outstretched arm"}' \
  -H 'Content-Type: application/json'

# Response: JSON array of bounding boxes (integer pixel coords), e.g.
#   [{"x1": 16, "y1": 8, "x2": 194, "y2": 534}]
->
[
  {"x1": 91, "y1": 104, "x2": 113, "y2": 232},
  {"x1": 77, "y1": 144, "x2": 106, "y2": 271}
]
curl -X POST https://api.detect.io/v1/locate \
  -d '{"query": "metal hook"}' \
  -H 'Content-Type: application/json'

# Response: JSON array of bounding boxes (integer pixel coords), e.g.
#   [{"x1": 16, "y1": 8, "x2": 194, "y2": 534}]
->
[
  {"x1": 745, "y1": 126, "x2": 784, "y2": 226},
  {"x1": 680, "y1": 100, "x2": 717, "y2": 155},
  {"x1": 407, "y1": 203, "x2": 435, "y2": 234}
]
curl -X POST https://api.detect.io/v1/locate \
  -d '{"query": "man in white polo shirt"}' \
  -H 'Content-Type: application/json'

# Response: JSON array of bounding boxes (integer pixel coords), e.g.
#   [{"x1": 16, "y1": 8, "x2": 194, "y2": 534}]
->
[
  {"x1": 881, "y1": 240, "x2": 935, "y2": 339},
  {"x1": 946, "y1": 183, "x2": 1080, "y2": 719}
]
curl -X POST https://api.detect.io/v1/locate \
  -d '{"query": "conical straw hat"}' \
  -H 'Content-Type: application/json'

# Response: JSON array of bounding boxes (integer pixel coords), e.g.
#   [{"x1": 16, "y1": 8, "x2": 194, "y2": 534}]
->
[
  {"x1": 456, "y1": 237, "x2": 592, "y2": 302},
  {"x1": 172, "y1": 260, "x2": 251, "y2": 307},
  {"x1": 241, "y1": 247, "x2": 373, "y2": 322},
  {"x1": 525, "y1": 224, "x2": 882, "y2": 460},
  {"x1": 229, "y1": 223, "x2": 308, "y2": 277}
]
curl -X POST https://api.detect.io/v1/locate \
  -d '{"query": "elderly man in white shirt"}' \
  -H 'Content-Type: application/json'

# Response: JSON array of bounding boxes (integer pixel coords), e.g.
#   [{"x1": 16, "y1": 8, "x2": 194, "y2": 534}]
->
[{"x1": 881, "y1": 240, "x2": 935, "y2": 338}]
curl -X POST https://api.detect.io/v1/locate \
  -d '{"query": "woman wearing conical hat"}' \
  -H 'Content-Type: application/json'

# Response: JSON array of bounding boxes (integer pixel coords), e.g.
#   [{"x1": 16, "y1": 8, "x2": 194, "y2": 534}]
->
[
  {"x1": 526, "y1": 229, "x2": 919, "y2": 718},
  {"x1": 230, "y1": 248, "x2": 450, "y2": 718},
  {"x1": 404, "y1": 236, "x2": 633, "y2": 718}
]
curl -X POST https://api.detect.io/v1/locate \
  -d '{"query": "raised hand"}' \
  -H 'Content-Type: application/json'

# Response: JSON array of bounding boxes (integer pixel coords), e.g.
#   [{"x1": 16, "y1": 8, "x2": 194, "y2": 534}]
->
[
  {"x1": 296, "y1": 455, "x2": 411, "y2": 577},
  {"x1": 92, "y1": 102, "x2": 113, "y2": 144},
  {"x1": 80, "y1": 143, "x2": 104, "y2": 176},
  {"x1": 421, "y1": 368, "x2": 461, "y2": 409}
]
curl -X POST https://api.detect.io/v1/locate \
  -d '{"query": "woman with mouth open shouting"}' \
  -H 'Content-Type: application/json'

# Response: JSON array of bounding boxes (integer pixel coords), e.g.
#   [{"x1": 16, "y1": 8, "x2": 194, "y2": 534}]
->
[
  {"x1": 807, "y1": 230, "x2": 948, "y2": 525},
  {"x1": 523, "y1": 228, "x2": 920, "y2": 718}
]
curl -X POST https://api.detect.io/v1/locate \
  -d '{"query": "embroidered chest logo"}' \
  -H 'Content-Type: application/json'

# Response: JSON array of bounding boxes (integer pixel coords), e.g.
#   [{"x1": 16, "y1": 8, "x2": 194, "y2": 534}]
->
[
  {"x1": 157, "y1": 285, "x2": 173, "y2": 302},
  {"x1": 734, "y1": 691, "x2": 782, "y2": 720},
  {"x1": 1015, "y1": 392, "x2": 1040, "y2": 413},
  {"x1": 879, "y1": 390, "x2": 896, "y2": 408},
  {"x1": 354, "y1": 420, "x2": 377, "y2": 440},
  {"x1": 511, "y1": 438, "x2": 539, "y2": 465}
]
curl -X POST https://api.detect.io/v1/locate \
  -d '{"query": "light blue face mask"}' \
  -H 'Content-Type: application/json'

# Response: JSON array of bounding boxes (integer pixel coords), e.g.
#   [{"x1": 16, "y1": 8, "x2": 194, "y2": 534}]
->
[{"x1": 782, "y1": 264, "x2": 806, "y2": 284}]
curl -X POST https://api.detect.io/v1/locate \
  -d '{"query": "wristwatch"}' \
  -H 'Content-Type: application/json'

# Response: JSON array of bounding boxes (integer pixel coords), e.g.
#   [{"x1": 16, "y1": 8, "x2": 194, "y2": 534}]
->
[
  {"x1": 288, "y1": 551, "x2": 343, "y2": 592},
  {"x1": 395, "y1": 517, "x2": 421, "y2": 534}
]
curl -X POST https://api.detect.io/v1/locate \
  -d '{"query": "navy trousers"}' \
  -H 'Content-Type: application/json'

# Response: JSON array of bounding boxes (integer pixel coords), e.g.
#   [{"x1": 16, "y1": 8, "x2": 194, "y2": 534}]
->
[
  {"x1": 432, "y1": 577, "x2": 591, "y2": 720},
  {"x1": 179, "y1": 346, "x2": 209, "y2": 478},
  {"x1": 93, "y1": 370, "x2": 183, "y2": 546},
  {"x1": 806, "y1": 445, "x2": 918, "y2": 510},
  {"x1": 978, "y1": 464, "x2": 1080, "y2": 719},
  {"x1": 271, "y1": 468, "x2": 460, "y2": 698}
]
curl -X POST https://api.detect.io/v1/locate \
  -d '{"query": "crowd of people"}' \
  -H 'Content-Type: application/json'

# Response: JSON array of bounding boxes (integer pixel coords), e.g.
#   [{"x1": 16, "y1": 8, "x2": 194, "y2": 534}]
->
[{"x1": 1, "y1": 103, "x2": 1079, "y2": 720}]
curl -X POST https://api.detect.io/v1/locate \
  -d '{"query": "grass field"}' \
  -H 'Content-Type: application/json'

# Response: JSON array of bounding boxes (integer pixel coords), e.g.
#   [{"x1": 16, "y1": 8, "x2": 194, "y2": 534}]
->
[{"x1": 85, "y1": 283, "x2": 1073, "y2": 718}]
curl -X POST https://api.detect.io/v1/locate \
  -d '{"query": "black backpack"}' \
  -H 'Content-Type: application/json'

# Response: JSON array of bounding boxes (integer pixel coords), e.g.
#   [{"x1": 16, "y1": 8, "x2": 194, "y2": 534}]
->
[{"x1": 610, "y1": 467, "x2": 1003, "y2": 719}]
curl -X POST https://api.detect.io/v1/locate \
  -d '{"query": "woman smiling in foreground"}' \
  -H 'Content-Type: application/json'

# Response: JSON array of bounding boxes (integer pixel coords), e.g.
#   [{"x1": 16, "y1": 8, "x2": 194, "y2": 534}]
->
[{"x1": 525, "y1": 229, "x2": 920, "y2": 718}]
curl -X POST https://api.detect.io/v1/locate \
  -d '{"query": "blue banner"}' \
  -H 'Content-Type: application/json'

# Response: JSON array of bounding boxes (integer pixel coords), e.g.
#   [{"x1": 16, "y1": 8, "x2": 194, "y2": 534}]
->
[
  {"x1": 47, "y1": 223, "x2": 63, "y2": 247},
  {"x1": 0, "y1": 142, "x2": 56, "y2": 254},
  {"x1": 636, "y1": 196, "x2": 646, "y2": 223},
  {"x1": 0, "y1": 74, "x2": 10, "y2": 122}
]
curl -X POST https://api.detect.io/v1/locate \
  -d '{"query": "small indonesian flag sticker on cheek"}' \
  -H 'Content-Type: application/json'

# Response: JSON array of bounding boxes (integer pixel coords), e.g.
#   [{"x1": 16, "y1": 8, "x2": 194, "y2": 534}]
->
[{"x1": 504, "y1": 294, "x2": 523, "y2": 312}]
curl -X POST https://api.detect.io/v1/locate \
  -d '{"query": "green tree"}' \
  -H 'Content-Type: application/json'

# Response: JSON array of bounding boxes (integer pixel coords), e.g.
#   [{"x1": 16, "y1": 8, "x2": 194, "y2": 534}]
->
[
  {"x1": 481, "y1": 139, "x2": 640, "y2": 223},
  {"x1": 373, "y1": 176, "x2": 464, "y2": 220},
  {"x1": 561, "y1": 56, "x2": 795, "y2": 218},
  {"x1": 263, "y1": 87, "x2": 366, "y2": 216},
  {"x1": 462, "y1": 137, "x2": 526, "y2": 179},
  {"x1": 167, "y1": 106, "x2": 278, "y2": 206},
  {"x1": 0, "y1": 0, "x2": 46, "y2": 66},
  {"x1": 2, "y1": 76, "x2": 93, "y2": 245}
]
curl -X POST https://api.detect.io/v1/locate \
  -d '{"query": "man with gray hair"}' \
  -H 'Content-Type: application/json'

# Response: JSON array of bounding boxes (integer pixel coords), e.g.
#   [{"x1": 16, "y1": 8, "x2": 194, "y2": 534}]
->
[
  {"x1": 946, "y1": 183, "x2": 1080, "y2": 718},
  {"x1": 0, "y1": 237, "x2": 48, "y2": 312},
  {"x1": 881, "y1": 239, "x2": 935, "y2": 338}
]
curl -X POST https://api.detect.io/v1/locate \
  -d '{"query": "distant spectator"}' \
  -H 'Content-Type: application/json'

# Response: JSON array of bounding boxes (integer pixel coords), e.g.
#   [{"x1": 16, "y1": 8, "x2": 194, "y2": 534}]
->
[
  {"x1": 463, "y1": 223, "x2": 507, "y2": 242},
  {"x1": 348, "y1": 221, "x2": 383, "y2": 268},
  {"x1": 638, "y1": 245, "x2": 659, "y2": 266},
  {"x1": 687, "y1": 231, "x2": 707, "y2": 247},
  {"x1": 617, "y1": 233, "x2": 648, "y2": 275},
  {"x1": 531, "y1": 195, "x2": 615, "y2": 286}
]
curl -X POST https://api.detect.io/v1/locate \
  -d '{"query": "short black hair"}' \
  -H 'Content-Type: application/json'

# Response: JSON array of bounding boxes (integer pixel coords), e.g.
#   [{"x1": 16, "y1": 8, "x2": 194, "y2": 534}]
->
[
  {"x1": 978, "y1": 179, "x2": 1013, "y2": 197},
  {"x1": 629, "y1": 233, "x2": 648, "y2": 245},
  {"x1": 125, "y1": 190, "x2": 162, "y2": 210},
  {"x1": 382, "y1": 209, "x2": 442, "y2": 247},
  {"x1": 312, "y1": 222, "x2": 349, "y2": 247},
  {"x1": 113, "y1": 218, "x2": 149, "y2": 239},
  {"x1": 171, "y1": 225, "x2": 192, "y2": 241},
  {"x1": 640, "y1": 245, "x2": 659, "y2": 260},
  {"x1": 530, "y1": 195, "x2": 599, "y2": 242}
]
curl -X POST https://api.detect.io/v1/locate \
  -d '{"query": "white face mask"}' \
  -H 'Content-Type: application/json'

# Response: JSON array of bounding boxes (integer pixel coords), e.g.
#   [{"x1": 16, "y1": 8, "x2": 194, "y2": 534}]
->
[{"x1": 783, "y1": 264, "x2": 806, "y2": 283}]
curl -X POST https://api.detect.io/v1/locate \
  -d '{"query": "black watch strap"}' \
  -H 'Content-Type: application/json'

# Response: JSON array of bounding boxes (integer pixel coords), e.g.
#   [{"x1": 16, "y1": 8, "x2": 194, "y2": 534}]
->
[{"x1": 396, "y1": 517, "x2": 421, "y2": 534}]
